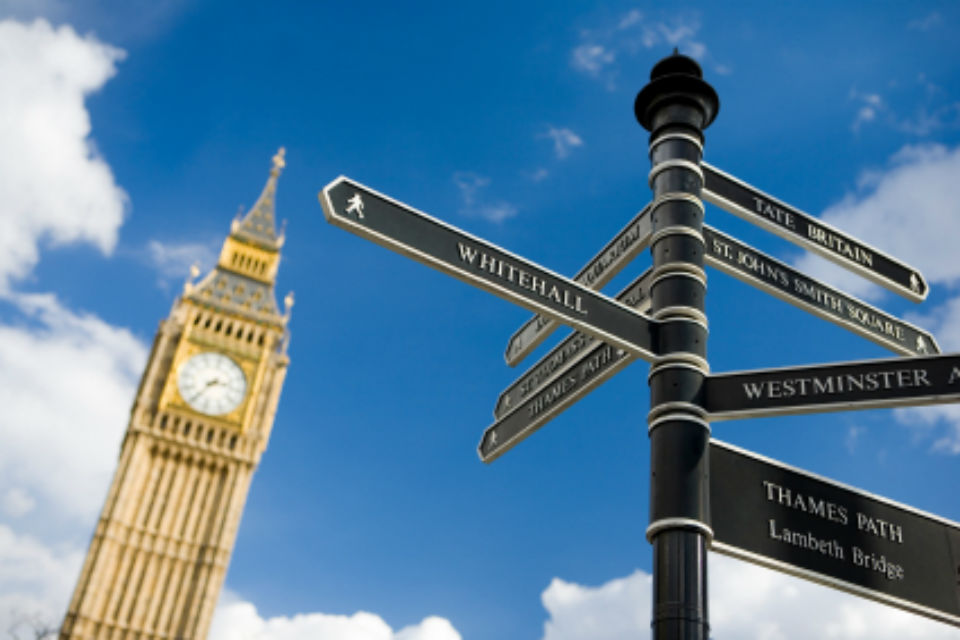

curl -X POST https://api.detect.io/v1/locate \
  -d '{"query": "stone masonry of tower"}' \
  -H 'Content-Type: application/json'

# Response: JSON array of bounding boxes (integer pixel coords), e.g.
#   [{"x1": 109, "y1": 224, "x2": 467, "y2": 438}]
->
[{"x1": 59, "y1": 150, "x2": 293, "y2": 640}]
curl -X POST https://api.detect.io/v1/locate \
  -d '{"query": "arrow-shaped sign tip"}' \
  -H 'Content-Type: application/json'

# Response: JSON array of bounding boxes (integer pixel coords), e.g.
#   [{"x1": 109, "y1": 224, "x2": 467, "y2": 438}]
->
[{"x1": 318, "y1": 176, "x2": 348, "y2": 222}]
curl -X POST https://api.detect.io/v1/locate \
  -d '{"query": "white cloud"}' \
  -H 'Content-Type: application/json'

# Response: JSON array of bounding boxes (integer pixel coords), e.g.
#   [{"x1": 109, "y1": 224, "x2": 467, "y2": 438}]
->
[
  {"x1": 1, "y1": 488, "x2": 36, "y2": 518},
  {"x1": 793, "y1": 143, "x2": 960, "y2": 300},
  {"x1": 0, "y1": 292, "x2": 147, "y2": 521},
  {"x1": 529, "y1": 168, "x2": 550, "y2": 183},
  {"x1": 845, "y1": 425, "x2": 866, "y2": 453},
  {"x1": 452, "y1": 171, "x2": 517, "y2": 223},
  {"x1": 541, "y1": 126, "x2": 583, "y2": 160},
  {"x1": 0, "y1": 524, "x2": 83, "y2": 638},
  {"x1": 146, "y1": 238, "x2": 219, "y2": 284},
  {"x1": 0, "y1": 18, "x2": 128, "y2": 290},
  {"x1": 908, "y1": 12, "x2": 942, "y2": 31},
  {"x1": 849, "y1": 84, "x2": 960, "y2": 136},
  {"x1": 475, "y1": 203, "x2": 518, "y2": 223},
  {"x1": 571, "y1": 11, "x2": 716, "y2": 89},
  {"x1": 791, "y1": 143, "x2": 960, "y2": 452},
  {"x1": 209, "y1": 593, "x2": 461, "y2": 640},
  {"x1": 452, "y1": 171, "x2": 489, "y2": 208},
  {"x1": 570, "y1": 44, "x2": 615, "y2": 76},
  {"x1": 541, "y1": 570, "x2": 649, "y2": 640},
  {"x1": 540, "y1": 555, "x2": 960, "y2": 639}
]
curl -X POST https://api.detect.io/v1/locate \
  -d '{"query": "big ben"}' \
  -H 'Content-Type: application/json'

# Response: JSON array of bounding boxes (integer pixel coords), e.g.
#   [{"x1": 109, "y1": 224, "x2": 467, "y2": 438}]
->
[{"x1": 60, "y1": 149, "x2": 293, "y2": 639}]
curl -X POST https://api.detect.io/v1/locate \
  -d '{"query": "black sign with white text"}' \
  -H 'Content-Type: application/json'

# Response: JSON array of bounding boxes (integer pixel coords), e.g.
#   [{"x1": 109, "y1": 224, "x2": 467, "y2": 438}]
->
[
  {"x1": 479, "y1": 339, "x2": 631, "y2": 463},
  {"x1": 702, "y1": 226, "x2": 938, "y2": 356},
  {"x1": 494, "y1": 269, "x2": 652, "y2": 420},
  {"x1": 702, "y1": 163, "x2": 928, "y2": 302},
  {"x1": 504, "y1": 205, "x2": 652, "y2": 366},
  {"x1": 706, "y1": 353, "x2": 960, "y2": 420},
  {"x1": 320, "y1": 177, "x2": 660, "y2": 362},
  {"x1": 710, "y1": 440, "x2": 960, "y2": 627}
]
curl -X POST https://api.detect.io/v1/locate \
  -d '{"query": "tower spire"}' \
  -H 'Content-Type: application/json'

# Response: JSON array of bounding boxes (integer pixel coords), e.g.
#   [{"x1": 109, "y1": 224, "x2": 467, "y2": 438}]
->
[
  {"x1": 187, "y1": 148, "x2": 288, "y2": 324},
  {"x1": 231, "y1": 147, "x2": 286, "y2": 250}
]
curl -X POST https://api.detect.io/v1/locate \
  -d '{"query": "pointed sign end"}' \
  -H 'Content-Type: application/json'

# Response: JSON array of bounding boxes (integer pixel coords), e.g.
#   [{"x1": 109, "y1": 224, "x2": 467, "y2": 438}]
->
[{"x1": 318, "y1": 175, "x2": 351, "y2": 223}]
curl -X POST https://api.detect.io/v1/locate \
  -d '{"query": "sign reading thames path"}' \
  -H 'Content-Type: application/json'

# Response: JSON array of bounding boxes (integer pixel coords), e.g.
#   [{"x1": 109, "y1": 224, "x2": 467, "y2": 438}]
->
[
  {"x1": 711, "y1": 440, "x2": 960, "y2": 625},
  {"x1": 320, "y1": 50, "x2": 960, "y2": 636}
]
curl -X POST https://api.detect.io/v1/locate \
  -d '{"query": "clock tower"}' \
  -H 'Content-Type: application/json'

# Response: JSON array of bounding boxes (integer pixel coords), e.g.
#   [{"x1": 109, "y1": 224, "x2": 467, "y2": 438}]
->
[{"x1": 60, "y1": 150, "x2": 293, "y2": 639}]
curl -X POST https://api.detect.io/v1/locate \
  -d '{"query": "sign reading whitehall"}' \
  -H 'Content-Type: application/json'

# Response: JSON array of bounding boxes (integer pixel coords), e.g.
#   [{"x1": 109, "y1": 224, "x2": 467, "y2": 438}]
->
[
  {"x1": 702, "y1": 162, "x2": 928, "y2": 303},
  {"x1": 505, "y1": 205, "x2": 652, "y2": 366},
  {"x1": 710, "y1": 440, "x2": 960, "y2": 626},
  {"x1": 319, "y1": 177, "x2": 660, "y2": 362},
  {"x1": 706, "y1": 353, "x2": 960, "y2": 420},
  {"x1": 702, "y1": 225, "x2": 938, "y2": 356}
]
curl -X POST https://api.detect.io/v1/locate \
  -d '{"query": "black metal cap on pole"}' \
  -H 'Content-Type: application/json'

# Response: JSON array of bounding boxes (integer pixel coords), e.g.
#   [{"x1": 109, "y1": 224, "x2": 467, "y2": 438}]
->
[
  {"x1": 636, "y1": 50, "x2": 718, "y2": 640},
  {"x1": 634, "y1": 50, "x2": 719, "y2": 133}
]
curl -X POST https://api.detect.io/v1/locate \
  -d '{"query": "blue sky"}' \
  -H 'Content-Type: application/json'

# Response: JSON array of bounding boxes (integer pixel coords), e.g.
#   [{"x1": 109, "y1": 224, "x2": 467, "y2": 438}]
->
[{"x1": 1, "y1": 2, "x2": 959, "y2": 639}]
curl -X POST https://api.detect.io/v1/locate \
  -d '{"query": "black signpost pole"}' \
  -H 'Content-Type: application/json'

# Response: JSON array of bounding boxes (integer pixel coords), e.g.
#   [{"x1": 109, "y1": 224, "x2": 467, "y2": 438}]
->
[{"x1": 635, "y1": 52, "x2": 718, "y2": 640}]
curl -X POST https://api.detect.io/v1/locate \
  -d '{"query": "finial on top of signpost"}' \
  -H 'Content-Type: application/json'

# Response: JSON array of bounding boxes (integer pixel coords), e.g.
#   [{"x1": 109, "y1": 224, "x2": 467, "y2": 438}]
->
[{"x1": 634, "y1": 49, "x2": 719, "y2": 132}]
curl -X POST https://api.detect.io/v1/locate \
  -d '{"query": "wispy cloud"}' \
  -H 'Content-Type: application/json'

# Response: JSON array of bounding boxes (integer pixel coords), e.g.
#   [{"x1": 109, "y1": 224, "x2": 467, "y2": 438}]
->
[
  {"x1": 571, "y1": 44, "x2": 615, "y2": 77},
  {"x1": 146, "y1": 238, "x2": 219, "y2": 286},
  {"x1": 907, "y1": 11, "x2": 942, "y2": 31},
  {"x1": 541, "y1": 126, "x2": 583, "y2": 159},
  {"x1": 529, "y1": 168, "x2": 550, "y2": 183},
  {"x1": 452, "y1": 171, "x2": 518, "y2": 223},
  {"x1": 570, "y1": 10, "x2": 719, "y2": 90},
  {"x1": 850, "y1": 82, "x2": 960, "y2": 136}
]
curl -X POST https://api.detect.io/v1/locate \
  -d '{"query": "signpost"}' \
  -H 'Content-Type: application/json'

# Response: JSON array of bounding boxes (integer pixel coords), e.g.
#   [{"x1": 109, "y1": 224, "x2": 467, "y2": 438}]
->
[
  {"x1": 702, "y1": 162, "x2": 929, "y2": 302},
  {"x1": 711, "y1": 439, "x2": 960, "y2": 626},
  {"x1": 319, "y1": 177, "x2": 661, "y2": 363},
  {"x1": 504, "y1": 205, "x2": 652, "y2": 366},
  {"x1": 321, "y1": 49, "x2": 958, "y2": 640},
  {"x1": 706, "y1": 353, "x2": 960, "y2": 420},
  {"x1": 702, "y1": 225, "x2": 938, "y2": 356}
]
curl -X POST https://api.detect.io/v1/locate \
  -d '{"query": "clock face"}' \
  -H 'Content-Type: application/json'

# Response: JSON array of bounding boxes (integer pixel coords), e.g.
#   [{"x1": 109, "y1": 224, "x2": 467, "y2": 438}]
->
[{"x1": 177, "y1": 352, "x2": 247, "y2": 416}]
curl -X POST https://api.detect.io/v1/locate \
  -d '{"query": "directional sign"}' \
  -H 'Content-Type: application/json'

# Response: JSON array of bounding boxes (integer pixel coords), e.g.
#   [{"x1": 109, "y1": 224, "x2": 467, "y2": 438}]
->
[
  {"x1": 710, "y1": 439, "x2": 960, "y2": 627},
  {"x1": 320, "y1": 177, "x2": 660, "y2": 362},
  {"x1": 505, "y1": 205, "x2": 652, "y2": 366},
  {"x1": 494, "y1": 269, "x2": 652, "y2": 420},
  {"x1": 702, "y1": 225, "x2": 938, "y2": 357},
  {"x1": 479, "y1": 339, "x2": 632, "y2": 463},
  {"x1": 702, "y1": 162, "x2": 928, "y2": 302},
  {"x1": 706, "y1": 353, "x2": 960, "y2": 421}
]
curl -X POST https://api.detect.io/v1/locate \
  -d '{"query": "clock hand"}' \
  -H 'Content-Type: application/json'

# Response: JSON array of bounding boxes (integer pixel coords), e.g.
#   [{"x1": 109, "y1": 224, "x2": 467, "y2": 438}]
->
[{"x1": 189, "y1": 378, "x2": 221, "y2": 403}]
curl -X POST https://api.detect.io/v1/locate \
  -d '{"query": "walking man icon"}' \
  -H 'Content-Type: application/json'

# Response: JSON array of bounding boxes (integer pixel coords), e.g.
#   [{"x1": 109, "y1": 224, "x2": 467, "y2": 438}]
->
[{"x1": 346, "y1": 193, "x2": 365, "y2": 219}]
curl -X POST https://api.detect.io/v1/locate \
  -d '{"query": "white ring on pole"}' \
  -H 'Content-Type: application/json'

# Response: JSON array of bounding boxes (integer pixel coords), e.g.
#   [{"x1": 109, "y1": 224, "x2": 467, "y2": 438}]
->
[
  {"x1": 647, "y1": 412, "x2": 711, "y2": 435},
  {"x1": 648, "y1": 402, "x2": 708, "y2": 422},
  {"x1": 648, "y1": 159, "x2": 704, "y2": 188},
  {"x1": 650, "y1": 267, "x2": 707, "y2": 290},
  {"x1": 650, "y1": 225, "x2": 705, "y2": 247},
  {"x1": 652, "y1": 315, "x2": 709, "y2": 331},
  {"x1": 646, "y1": 518, "x2": 714, "y2": 543},
  {"x1": 651, "y1": 305, "x2": 709, "y2": 325},
  {"x1": 648, "y1": 359, "x2": 710, "y2": 380},
  {"x1": 648, "y1": 355, "x2": 710, "y2": 378},
  {"x1": 650, "y1": 191, "x2": 705, "y2": 215},
  {"x1": 649, "y1": 132, "x2": 704, "y2": 154}
]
